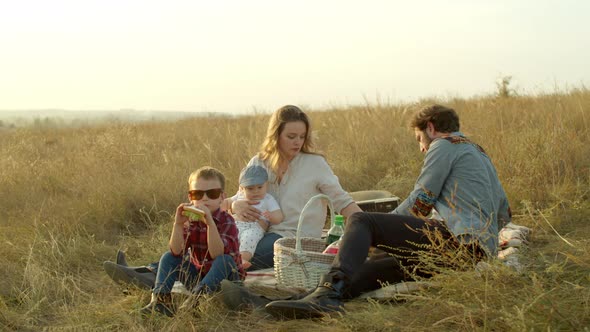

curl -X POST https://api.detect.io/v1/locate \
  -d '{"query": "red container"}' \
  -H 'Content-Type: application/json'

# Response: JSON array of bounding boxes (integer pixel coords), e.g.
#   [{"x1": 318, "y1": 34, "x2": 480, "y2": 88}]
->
[{"x1": 322, "y1": 241, "x2": 340, "y2": 255}]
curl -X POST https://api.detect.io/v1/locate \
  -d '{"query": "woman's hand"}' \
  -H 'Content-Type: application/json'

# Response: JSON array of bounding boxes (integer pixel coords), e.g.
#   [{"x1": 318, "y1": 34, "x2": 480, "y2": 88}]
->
[
  {"x1": 232, "y1": 199, "x2": 262, "y2": 222},
  {"x1": 220, "y1": 198, "x2": 233, "y2": 212}
]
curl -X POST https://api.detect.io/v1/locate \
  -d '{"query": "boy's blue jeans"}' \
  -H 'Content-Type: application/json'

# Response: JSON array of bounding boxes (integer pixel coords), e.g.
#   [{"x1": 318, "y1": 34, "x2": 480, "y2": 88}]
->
[
  {"x1": 146, "y1": 233, "x2": 282, "y2": 274},
  {"x1": 152, "y1": 251, "x2": 240, "y2": 295}
]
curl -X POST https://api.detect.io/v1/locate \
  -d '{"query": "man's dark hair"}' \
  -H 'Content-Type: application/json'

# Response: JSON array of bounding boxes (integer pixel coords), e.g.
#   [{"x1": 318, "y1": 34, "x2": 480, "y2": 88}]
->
[{"x1": 410, "y1": 104, "x2": 460, "y2": 133}]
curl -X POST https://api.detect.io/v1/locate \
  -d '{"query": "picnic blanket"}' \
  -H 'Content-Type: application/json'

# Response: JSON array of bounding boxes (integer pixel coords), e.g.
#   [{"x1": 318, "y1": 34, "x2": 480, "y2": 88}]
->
[{"x1": 172, "y1": 222, "x2": 532, "y2": 299}]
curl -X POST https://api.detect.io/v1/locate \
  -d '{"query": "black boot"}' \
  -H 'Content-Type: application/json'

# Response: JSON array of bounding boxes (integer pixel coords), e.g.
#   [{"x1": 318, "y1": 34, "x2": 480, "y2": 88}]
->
[
  {"x1": 219, "y1": 280, "x2": 276, "y2": 312},
  {"x1": 140, "y1": 293, "x2": 175, "y2": 317},
  {"x1": 264, "y1": 272, "x2": 347, "y2": 319},
  {"x1": 218, "y1": 280, "x2": 310, "y2": 312},
  {"x1": 116, "y1": 250, "x2": 128, "y2": 266},
  {"x1": 103, "y1": 261, "x2": 156, "y2": 290},
  {"x1": 179, "y1": 284, "x2": 207, "y2": 312}
]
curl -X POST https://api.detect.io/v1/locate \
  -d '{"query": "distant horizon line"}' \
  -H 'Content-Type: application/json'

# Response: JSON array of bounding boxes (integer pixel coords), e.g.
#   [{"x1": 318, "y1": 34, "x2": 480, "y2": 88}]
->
[{"x1": 1, "y1": 84, "x2": 588, "y2": 115}]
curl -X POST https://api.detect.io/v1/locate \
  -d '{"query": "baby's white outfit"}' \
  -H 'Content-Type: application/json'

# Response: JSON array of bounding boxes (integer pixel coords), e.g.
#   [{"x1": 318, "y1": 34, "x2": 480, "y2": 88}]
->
[{"x1": 232, "y1": 192, "x2": 280, "y2": 255}]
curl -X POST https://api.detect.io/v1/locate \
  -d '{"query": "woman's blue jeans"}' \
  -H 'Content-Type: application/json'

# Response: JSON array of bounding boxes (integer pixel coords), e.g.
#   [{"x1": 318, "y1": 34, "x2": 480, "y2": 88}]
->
[
  {"x1": 152, "y1": 251, "x2": 240, "y2": 295},
  {"x1": 250, "y1": 232, "x2": 282, "y2": 271}
]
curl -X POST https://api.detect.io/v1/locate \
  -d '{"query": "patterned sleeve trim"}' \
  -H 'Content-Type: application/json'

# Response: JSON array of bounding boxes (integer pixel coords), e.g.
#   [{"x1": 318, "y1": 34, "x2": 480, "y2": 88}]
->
[{"x1": 412, "y1": 189, "x2": 436, "y2": 216}]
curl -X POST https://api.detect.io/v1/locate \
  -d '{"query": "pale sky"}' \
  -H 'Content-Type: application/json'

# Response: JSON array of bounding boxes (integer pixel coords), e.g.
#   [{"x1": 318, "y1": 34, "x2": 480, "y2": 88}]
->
[{"x1": 1, "y1": 0, "x2": 589, "y2": 114}]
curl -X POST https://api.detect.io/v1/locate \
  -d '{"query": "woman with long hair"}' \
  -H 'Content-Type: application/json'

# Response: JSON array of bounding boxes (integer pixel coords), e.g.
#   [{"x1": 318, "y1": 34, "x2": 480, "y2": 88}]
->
[{"x1": 229, "y1": 105, "x2": 362, "y2": 269}]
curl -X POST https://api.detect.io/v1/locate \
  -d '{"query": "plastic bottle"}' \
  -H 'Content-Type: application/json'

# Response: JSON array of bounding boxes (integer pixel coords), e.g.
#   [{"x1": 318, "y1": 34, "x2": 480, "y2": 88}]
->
[
  {"x1": 326, "y1": 215, "x2": 345, "y2": 246},
  {"x1": 323, "y1": 239, "x2": 340, "y2": 255}
]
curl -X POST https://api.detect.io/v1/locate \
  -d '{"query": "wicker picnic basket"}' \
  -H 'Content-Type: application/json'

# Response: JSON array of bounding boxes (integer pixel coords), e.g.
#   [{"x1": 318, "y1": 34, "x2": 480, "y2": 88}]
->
[{"x1": 273, "y1": 194, "x2": 337, "y2": 289}]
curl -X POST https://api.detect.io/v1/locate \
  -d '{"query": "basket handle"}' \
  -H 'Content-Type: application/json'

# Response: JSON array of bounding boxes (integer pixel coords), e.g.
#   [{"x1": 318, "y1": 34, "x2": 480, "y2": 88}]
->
[{"x1": 295, "y1": 194, "x2": 335, "y2": 253}]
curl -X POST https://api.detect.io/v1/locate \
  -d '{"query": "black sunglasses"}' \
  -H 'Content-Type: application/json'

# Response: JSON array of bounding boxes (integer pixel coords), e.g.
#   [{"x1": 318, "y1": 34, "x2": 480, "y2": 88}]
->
[{"x1": 188, "y1": 188, "x2": 223, "y2": 200}]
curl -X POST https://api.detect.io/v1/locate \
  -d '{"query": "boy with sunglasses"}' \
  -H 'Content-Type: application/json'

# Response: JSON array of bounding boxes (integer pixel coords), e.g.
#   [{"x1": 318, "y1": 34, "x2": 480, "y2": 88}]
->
[
  {"x1": 230, "y1": 165, "x2": 283, "y2": 269},
  {"x1": 140, "y1": 166, "x2": 244, "y2": 317}
]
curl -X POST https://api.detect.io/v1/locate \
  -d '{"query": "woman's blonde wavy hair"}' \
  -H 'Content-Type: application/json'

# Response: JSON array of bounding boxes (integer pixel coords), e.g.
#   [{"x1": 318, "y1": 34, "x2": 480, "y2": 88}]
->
[{"x1": 259, "y1": 105, "x2": 318, "y2": 179}]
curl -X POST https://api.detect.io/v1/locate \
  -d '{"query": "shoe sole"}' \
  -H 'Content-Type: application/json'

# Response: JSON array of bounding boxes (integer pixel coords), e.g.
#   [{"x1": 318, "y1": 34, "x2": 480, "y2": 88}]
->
[{"x1": 103, "y1": 261, "x2": 155, "y2": 290}]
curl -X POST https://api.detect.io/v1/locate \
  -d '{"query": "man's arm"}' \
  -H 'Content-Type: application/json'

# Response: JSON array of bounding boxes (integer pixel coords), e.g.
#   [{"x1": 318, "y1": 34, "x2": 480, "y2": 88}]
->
[{"x1": 393, "y1": 140, "x2": 454, "y2": 217}]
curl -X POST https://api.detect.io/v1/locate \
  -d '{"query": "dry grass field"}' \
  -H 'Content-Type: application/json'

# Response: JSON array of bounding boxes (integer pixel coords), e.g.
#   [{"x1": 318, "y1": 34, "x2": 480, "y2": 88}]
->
[{"x1": 1, "y1": 90, "x2": 589, "y2": 331}]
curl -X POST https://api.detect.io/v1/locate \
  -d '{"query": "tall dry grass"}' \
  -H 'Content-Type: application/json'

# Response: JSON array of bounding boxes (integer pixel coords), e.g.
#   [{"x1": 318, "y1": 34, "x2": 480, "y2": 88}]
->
[{"x1": 0, "y1": 89, "x2": 589, "y2": 330}]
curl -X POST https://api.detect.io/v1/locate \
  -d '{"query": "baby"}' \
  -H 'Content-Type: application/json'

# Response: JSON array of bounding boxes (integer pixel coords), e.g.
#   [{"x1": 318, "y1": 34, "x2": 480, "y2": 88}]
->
[{"x1": 231, "y1": 165, "x2": 283, "y2": 269}]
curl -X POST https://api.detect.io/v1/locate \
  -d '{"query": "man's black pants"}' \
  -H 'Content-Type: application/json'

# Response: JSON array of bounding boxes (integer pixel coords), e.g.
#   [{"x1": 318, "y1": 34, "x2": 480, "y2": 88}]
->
[{"x1": 339, "y1": 212, "x2": 485, "y2": 298}]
